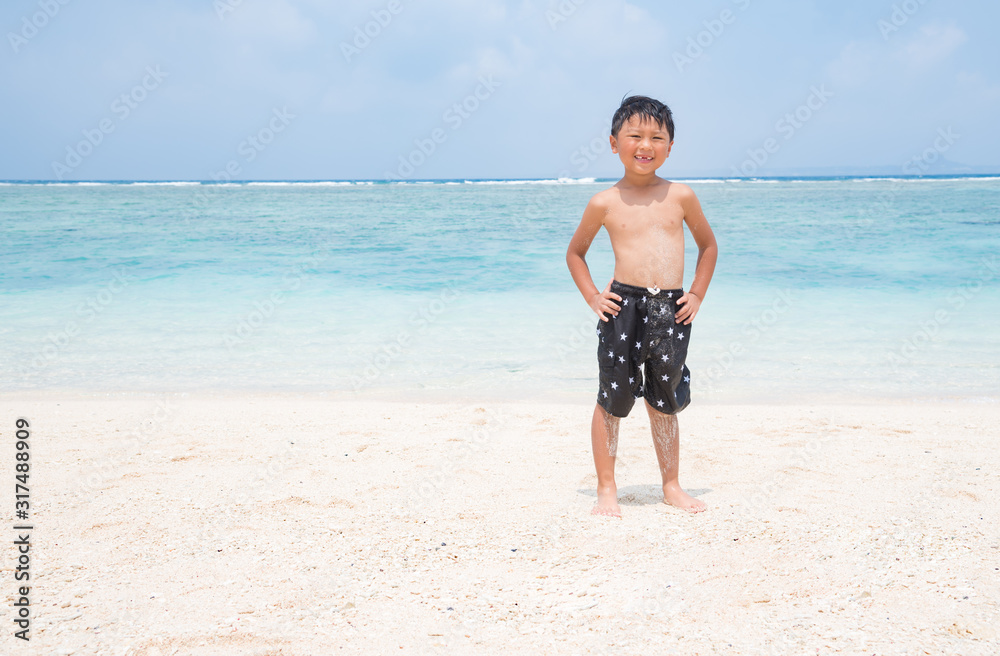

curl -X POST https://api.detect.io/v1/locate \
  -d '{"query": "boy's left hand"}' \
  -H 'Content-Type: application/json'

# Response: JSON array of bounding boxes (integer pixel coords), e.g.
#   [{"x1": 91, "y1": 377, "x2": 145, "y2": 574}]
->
[{"x1": 675, "y1": 291, "x2": 701, "y2": 325}]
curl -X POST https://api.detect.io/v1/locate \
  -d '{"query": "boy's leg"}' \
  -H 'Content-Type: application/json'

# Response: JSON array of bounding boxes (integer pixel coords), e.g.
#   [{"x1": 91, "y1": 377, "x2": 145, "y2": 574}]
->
[
  {"x1": 591, "y1": 403, "x2": 622, "y2": 517},
  {"x1": 645, "y1": 401, "x2": 706, "y2": 513}
]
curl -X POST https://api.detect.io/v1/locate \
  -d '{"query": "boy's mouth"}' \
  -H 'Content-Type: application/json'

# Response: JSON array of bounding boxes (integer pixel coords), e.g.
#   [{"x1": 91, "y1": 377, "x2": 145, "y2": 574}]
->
[{"x1": 635, "y1": 155, "x2": 654, "y2": 162}]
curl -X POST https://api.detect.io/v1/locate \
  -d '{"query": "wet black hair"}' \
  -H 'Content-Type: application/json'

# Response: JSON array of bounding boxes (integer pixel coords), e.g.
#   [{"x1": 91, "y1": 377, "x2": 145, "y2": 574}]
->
[{"x1": 610, "y1": 95, "x2": 674, "y2": 141}]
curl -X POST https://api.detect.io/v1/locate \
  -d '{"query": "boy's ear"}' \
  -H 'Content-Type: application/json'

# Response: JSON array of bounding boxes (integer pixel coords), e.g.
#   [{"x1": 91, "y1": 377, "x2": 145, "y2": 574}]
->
[{"x1": 609, "y1": 134, "x2": 618, "y2": 153}]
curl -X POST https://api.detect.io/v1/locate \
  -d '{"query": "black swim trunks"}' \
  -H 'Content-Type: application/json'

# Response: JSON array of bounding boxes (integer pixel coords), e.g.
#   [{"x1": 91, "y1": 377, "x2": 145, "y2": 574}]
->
[{"x1": 596, "y1": 280, "x2": 692, "y2": 417}]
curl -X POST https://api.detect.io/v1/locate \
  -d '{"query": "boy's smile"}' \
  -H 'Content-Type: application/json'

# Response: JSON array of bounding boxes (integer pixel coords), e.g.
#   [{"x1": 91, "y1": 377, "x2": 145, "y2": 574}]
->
[{"x1": 610, "y1": 115, "x2": 673, "y2": 176}]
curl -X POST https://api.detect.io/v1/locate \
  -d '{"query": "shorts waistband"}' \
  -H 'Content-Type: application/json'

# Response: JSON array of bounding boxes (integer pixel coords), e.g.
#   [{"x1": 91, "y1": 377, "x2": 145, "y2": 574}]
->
[{"x1": 610, "y1": 280, "x2": 684, "y2": 297}]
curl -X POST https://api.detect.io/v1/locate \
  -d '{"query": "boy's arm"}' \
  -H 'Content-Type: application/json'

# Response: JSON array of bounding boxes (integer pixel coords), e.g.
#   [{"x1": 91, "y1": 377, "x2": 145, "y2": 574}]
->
[
  {"x1": 566, "y1": 195, "x2": 622, "y2": 322},
  {"x1": 675, "y1": 185, "x2": 718, "y2": 325}
]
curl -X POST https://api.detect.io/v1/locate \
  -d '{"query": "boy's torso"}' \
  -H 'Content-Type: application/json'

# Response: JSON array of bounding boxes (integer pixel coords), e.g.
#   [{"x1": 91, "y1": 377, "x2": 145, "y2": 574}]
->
[{"x1": 599, "y1": 179, "x2": 686, "y2": 290}]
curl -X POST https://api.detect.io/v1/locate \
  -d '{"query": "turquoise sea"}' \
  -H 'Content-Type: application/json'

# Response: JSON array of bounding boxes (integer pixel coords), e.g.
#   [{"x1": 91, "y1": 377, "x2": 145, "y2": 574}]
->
[{"x1": 1, "y1": 177, "x2": 998, "y2": 403}]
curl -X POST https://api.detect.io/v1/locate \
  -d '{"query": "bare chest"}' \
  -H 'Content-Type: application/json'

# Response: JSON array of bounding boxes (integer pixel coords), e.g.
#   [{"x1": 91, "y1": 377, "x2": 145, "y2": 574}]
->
[{"x1": 604, "y1": 203, "x2": 685, "y2": 239}]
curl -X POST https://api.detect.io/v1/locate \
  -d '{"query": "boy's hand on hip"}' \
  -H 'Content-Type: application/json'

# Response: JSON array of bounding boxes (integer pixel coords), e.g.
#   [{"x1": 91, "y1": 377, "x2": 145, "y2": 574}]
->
[
  {"x1": 590, "y1": 280, "x2": 622, "y2": 322},
  {"x1": 675, "y1": 291, "x2": 701, "y2": 324}
]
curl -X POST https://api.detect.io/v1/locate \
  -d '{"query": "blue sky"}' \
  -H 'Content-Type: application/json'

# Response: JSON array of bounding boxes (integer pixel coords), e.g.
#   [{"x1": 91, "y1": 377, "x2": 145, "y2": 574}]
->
[{"x1": 2, "y1": 0, "x2": 999, "y2": 180}]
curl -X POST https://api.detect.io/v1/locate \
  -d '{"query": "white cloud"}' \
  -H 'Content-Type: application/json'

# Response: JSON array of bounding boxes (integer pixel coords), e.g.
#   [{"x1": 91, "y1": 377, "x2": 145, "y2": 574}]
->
[
  {"x1": 892, "y1": 22, "x2": 967, "y2": 68},
  {"x1": 827, "y1": 41, "x2": 878, "y2": 88},
  {"x1": 220, "y1": 0, "x2": 317, "y2": 46}
]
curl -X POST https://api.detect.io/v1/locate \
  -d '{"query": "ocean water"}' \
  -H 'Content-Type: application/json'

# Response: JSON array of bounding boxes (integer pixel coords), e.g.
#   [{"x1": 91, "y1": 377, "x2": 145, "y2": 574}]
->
[{"x1": 1, "y1": 177, "x2": 998, "y2": 404}]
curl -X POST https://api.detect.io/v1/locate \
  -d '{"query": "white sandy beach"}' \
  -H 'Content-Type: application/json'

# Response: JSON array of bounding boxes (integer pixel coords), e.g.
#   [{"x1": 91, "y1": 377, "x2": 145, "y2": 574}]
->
[{"x1": 2, "y1": 393, "x2": 998, "y2": 655}]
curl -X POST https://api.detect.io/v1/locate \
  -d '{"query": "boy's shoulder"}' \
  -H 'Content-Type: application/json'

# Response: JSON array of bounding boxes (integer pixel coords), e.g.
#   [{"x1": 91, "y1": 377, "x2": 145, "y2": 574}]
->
[
  {"x1": 588, "y1": 178, "x2": 698, "y2": 206},
  {"x1": 586, "y1": 185, "x2": 618, "y2": 207}
]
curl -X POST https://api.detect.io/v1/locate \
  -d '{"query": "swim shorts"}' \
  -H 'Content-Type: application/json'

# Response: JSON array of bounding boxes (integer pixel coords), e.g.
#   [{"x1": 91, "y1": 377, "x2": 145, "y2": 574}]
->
[{"x1": 596, "y1": 280, "x2": 692, "y2": 417}]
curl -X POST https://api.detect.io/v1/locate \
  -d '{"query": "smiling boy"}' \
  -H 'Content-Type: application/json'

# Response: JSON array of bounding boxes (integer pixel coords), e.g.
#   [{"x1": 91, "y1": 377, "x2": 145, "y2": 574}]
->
[{"x1": 566, "y1": 95, "x2": 718, "y2": 517}]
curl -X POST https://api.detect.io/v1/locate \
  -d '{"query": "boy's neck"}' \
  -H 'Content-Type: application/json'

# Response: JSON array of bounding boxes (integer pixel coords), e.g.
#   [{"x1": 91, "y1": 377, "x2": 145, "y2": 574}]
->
[{"x1": 618, "y1": 170, "x2": 665, "y2": 188}]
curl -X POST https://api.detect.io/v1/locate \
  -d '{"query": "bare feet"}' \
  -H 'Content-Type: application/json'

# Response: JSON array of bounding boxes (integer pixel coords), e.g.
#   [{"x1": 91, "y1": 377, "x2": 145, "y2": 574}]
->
[
  {"x1": 592, "y1": 485, "x2": 622, "y2": 518},
  {"x1": 662, "y1": 481, "x2": 707, "y2": 513}
]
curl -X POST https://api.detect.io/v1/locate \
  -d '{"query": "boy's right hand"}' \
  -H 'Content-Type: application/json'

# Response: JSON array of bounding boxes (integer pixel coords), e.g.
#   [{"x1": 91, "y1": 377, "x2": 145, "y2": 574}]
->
[{"x1": 590, "y1": 280, "x2": 622, "y2": 322}]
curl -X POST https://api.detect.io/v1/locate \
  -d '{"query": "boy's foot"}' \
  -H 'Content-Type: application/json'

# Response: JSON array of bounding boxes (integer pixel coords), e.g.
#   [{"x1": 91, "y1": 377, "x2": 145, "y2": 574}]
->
[
  {"x1": 592, "y1": 486, "x2": 622, "y2": 518},
  {"x1": 662, "y1": 482, "x2": 706, "y2": 513}
]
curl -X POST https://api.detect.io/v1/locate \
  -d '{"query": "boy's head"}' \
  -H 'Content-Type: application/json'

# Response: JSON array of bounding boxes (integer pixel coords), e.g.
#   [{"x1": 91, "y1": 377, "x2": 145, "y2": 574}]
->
[
  {"x1": 609, "y1": 95, "x2": 674, "y2": 174},
  {"x1": 610, "y1": 95, "x2": 674, "y2": 142}
]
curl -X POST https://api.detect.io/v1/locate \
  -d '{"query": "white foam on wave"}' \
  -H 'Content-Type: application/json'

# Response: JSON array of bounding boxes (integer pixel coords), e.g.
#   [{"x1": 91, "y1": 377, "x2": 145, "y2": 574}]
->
[
  {"x1": 127, "y1": 181, "x2": 201, "y2": 186},
  {"x1": 461, "y1": 177, "x2": 599, "y2": 185},
  {"x1": 246, "y1": 181, "x2": 357, "y2": 187}
]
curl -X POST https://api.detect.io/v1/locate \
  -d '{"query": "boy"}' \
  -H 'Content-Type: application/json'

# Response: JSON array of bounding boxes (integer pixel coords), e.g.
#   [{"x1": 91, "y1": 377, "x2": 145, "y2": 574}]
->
[{"x1": 566, "y1": 95, "x2": 718, "y2": 517}]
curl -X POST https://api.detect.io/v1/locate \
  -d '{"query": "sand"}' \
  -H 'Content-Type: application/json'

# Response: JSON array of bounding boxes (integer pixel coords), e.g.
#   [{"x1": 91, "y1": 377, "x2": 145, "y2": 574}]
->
[{"x1": 2, "y1": 392, "x2": 998, "y2": 655}]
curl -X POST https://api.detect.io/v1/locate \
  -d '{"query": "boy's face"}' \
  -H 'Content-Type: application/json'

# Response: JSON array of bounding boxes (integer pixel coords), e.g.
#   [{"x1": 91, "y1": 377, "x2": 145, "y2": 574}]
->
[{"x1": 610, "y1": 115, "x2": 673, "y2": 174}]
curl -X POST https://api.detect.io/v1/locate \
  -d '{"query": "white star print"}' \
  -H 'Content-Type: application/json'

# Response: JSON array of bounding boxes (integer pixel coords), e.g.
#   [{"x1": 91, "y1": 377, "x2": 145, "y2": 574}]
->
[
  {"x1": 608, "y1": 350, "x2": 613, "y2": 357},
  {"x1": 634, "y1": 341, "x2": 641, "y2": 349},
  {"x1": 661, "y1": 354, "x2": 669, "y2": 362},
  {"x1": 661, "y1": 374, "x2": 669, "y2": 381},
  {"x1": 623, "y1": 298, "x2": 629, "y2": 306},
  {"x1": 667, "y1": 292, "x2": 673, "y2": 298},
  {"x1": 611, "y1": 381, "x2": 618, "y2": 390},
  {"x1": 657, "y1": 399, "x2": 664, "y2": 408},
  {"x1": 620, "y1": 333, "x2": 626, "y2": 341},
  {"x1": 643, "y1": 316, "x2": 648, "y2": 324},
  {"x1": 667, "y1": 327, "x2": 674, "y2": 335},
  {"x1": 602, "y1": 391, "x2": 608, "y2": 398},
  {"x1": 629, "y1": 377, "x2": 634, "y2": 384},
  {"x1": 678, "y1": 332, "x2": 685, "y2": 340},
  {"x1": 618, "y1": 355, "x2": 625, "y2": 363},
  {"x1": 641, "y1": 296, "x2": 646, "y2": 303},
  {"x1": 684, "y1": 375, "x2": 690, "y2": 383}
]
